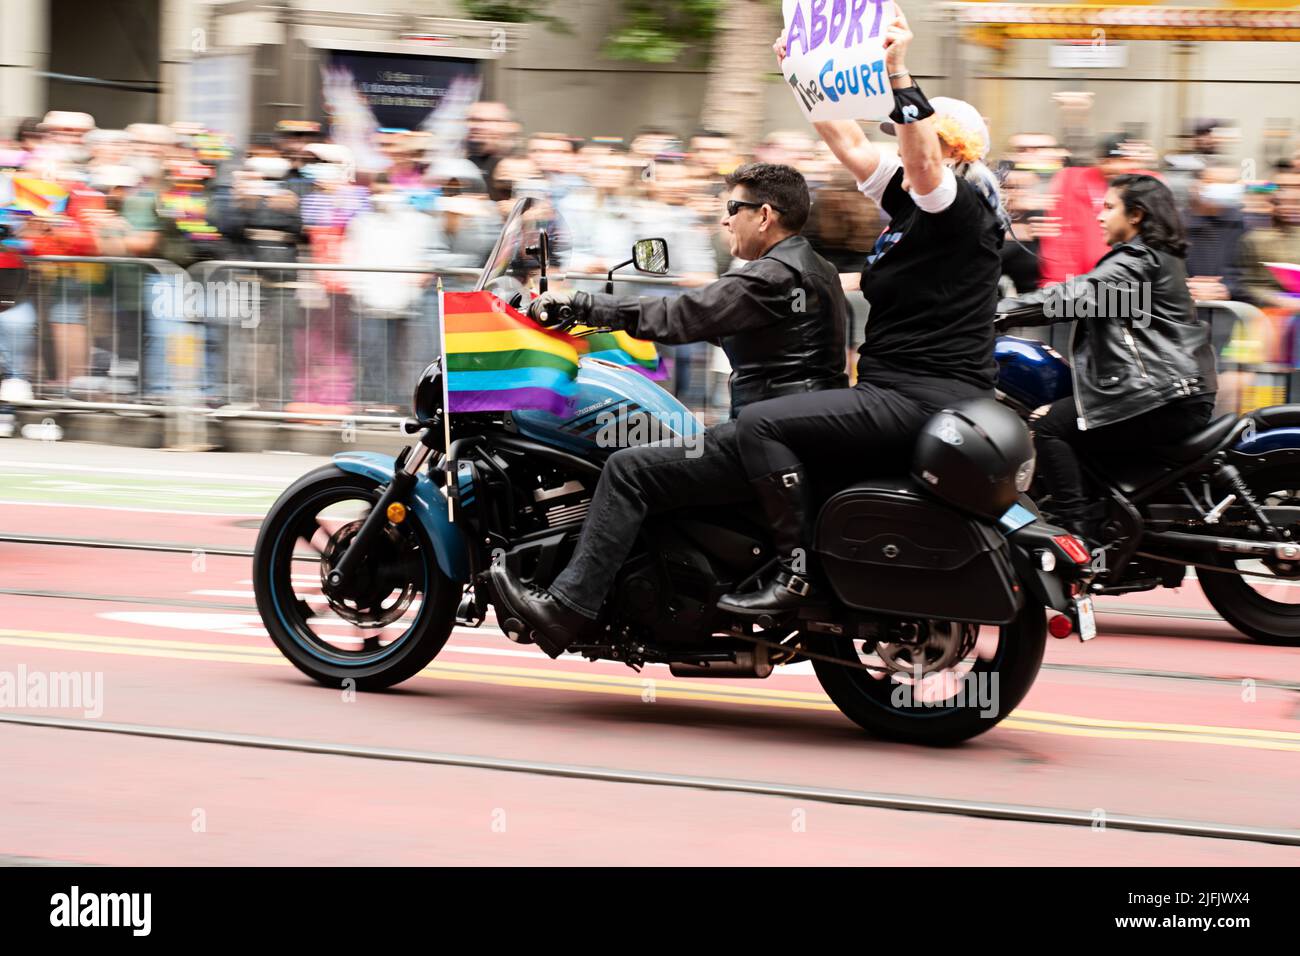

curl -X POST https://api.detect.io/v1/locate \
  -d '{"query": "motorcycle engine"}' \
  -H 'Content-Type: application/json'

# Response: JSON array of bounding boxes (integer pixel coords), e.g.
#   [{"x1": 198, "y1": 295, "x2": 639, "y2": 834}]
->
[{"x1": 531, "y1": 476, "x2": 590, "y2": 530}]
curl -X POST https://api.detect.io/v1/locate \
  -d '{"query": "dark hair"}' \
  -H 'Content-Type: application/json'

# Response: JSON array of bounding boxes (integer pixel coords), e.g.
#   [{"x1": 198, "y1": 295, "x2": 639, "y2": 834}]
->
[
  {"x1": 1109, "y1": 174, "x2": 1188, "y2": 258},
  {"x1": 725, "y1": 162, "x2": 810, "y2": 232}
]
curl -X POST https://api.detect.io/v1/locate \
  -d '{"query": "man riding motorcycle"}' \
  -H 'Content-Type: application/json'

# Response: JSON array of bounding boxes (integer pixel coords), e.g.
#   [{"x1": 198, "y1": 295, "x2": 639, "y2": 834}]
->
[
  {"x1": 489, "y1": 162, "x2": 850, "y2": 656},
  {"x1": 488, "y1": 164, "x2": 852, "y2": 658}
]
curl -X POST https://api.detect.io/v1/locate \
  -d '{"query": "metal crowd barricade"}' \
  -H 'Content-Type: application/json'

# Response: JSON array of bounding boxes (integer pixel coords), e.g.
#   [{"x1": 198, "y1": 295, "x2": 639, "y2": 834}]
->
[
  {"x1": 1, "y1": 255, "x2": 734, "y2": 438},
  {"x1": 1, "y1": 255, "x2": 212, "y2": 445},
  {"x1": 1195, "y1": 299, "x2": 1300, "y2": 416},
  {"x1": 179, "y1": 260, "x2": 734, "y2": 427}
]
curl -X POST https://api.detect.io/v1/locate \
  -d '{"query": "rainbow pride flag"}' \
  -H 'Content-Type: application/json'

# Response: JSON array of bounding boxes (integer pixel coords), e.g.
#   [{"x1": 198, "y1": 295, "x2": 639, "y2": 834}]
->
[
  {"x1": 442, "y1": 290, "x2": 666, "y2": 414},
  {"x1": 443, "y1": 290, "x2": 580, "y2": 415},
  {"x1": 9, "y1": 176, "x2": 68, "y2": 217}
]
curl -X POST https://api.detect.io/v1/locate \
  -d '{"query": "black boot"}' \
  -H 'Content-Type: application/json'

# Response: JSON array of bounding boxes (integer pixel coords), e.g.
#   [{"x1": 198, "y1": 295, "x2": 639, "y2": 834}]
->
[
  {"x1": 488, "y1": 565, "x2": 593, "y2": 659},
  {"x1": 717, "y1": 467, "x2": 816, "y2": 617}
]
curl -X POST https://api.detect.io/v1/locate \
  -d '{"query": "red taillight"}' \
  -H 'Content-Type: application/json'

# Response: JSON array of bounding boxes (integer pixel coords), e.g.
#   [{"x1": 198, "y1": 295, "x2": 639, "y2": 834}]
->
[
  {"x1": 1053, "y1": 534, "x2": 1092, "y2": 565},
  {"x1": 1048, "y1": 614, "x2": 1075, "y2": 639}
]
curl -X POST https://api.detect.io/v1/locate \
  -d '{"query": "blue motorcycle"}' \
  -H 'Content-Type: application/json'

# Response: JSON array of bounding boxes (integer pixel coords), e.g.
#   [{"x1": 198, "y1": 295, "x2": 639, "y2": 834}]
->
[
  {"x1": 253, "y1": 200, "x2": 1092, "y2": 744},
  {"x1": 995, "y1": 330, "x2": 1300, "y2": 645}
]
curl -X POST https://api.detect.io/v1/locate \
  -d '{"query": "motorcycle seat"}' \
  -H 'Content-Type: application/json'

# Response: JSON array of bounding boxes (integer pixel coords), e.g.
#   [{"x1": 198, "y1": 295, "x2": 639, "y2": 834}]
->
[{"x1": 1150, "y1": 414, "x2": 1240, "y2": 462}]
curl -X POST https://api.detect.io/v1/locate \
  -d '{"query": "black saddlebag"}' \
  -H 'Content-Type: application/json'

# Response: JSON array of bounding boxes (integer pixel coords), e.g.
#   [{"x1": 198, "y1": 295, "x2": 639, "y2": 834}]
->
[{"x1": 813, "y1": 478, "x2": 1021, "y2": 624}]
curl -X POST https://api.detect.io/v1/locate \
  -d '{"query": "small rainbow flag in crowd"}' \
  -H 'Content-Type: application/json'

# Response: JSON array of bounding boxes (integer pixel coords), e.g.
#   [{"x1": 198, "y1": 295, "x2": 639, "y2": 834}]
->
[
  {"x1": 441, "y1": 290, "x2": 664, "y2": 415},
  {"x1": 8, "y1": 176, "x2": 68, "y2": 217}
]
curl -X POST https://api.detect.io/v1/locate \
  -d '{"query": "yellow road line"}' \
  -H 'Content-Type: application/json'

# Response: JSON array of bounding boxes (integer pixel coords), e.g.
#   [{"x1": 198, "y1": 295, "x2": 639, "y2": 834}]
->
[{"x1": 3, "y1": 627, "x2": 1298, "y2": 750}]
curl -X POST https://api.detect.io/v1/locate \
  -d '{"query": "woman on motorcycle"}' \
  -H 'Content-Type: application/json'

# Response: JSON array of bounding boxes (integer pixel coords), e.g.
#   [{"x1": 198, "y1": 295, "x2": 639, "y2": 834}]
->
[
  {"x1": 719, "y1": 3, "x2": 1009, "y2": 614},
  {"x1": 998, "y1": 173, "x2": 1218, "y2": 543}
]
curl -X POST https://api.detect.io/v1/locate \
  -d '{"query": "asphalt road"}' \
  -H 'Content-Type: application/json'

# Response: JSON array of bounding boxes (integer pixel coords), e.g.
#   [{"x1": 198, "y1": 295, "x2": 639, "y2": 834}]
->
[{"x1": 2, "y1": 439, "x2": 1298, "y2": 865}]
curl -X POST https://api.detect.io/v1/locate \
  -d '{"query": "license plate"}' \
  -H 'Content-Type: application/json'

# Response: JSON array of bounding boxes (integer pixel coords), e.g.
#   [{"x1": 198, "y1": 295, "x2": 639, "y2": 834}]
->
[{"x1": 1075, "y1": 596, "x2": 1097, "y2": 641}]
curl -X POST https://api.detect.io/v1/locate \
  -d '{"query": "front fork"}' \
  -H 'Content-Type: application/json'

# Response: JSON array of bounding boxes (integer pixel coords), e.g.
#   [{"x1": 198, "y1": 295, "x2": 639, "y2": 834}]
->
[{"x1": 326, "y1": 434, "x2": 441, "y2": 591}]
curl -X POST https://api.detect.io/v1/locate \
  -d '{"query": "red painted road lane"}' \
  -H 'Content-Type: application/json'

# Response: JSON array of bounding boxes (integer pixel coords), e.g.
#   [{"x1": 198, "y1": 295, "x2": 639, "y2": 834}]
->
[
  {"x1": 1, "y1": 543, "x2": 256, "y2": 609},
  {"x1": 7, "y1": 540, "x2": 1300, "y2": 686},
  {"x1": 4, "y1": 725, "x2": 1295, "y2": 866},
  {"x1": 5, "y1": 633, "x2": 1300, "y2": 842},
  {"x1": 7, "y1": 453, "x2": 1299, "y2": 863},
  {"x1": 0, "y1": 503, "x2": 261, "y2": 549}
]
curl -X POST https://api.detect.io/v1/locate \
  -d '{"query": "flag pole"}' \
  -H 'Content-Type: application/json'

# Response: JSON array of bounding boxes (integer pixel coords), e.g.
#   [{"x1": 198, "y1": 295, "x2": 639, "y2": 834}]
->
[{"x1": 437, "y1": 274, "x2": 454, "y2": 523}]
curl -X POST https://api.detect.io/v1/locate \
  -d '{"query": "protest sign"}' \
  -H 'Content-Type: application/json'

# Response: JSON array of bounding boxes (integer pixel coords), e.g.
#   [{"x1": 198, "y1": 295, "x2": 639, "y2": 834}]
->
[{"x1": 780, "y1": 0, "x2": 893, "y2": 123}]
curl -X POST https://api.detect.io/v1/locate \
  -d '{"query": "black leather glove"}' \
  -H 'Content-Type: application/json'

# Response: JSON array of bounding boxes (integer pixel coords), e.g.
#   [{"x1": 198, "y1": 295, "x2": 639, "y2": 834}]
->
[{"x1": 527, "y1": 291, "x2": 593, "y2": 332}]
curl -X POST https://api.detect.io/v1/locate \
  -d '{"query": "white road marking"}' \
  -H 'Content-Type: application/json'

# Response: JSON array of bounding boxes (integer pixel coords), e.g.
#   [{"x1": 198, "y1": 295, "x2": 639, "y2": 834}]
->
[
  {"x1": 0, "y1": 461, "x2": 296, "y2": 484},
  {"x1": 0, "y1": 499, "x2": 264, "y2": 518}
]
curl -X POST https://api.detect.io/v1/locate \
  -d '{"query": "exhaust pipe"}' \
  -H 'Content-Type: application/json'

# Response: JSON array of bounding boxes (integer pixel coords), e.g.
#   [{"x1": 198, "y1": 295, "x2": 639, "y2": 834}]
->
[
  {"x1": 1143, "y1": 530, "x2": 1300, "y2": 561},
  {"x1": 670, "y1": 645, "x2": 772, "y2": 679}
]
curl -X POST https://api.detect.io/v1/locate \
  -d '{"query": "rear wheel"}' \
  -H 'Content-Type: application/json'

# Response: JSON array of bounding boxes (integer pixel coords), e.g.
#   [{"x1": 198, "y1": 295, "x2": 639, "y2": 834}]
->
[
  {"x1": 1198, "y1": 463, "x2": 1300, "y2": 646},
  {"x1": 253, "y1": 465, "x2": 460, "y2": 689},
  {"x1": 812, "y1": 601, "x2": 1047, "y2": 744}
]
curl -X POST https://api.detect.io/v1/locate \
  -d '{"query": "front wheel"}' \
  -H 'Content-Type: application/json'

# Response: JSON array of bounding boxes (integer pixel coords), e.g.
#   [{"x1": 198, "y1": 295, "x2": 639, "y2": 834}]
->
[
  {"x1": 812, "y1": 601, "x2": 1047, "y2": 745},
  {"x1": 253, "y1": 465, "x2": 460, "y2": 689}
]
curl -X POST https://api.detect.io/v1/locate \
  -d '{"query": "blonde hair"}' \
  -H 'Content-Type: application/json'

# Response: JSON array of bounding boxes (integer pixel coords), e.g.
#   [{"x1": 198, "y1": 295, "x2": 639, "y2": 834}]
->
[{"x1": 933, "y1": 115, "x2": 986, "y2": 166}]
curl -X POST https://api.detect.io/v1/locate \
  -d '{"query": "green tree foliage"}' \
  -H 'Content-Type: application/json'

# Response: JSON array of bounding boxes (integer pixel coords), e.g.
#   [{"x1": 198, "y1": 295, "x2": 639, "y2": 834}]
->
[
  {"x1": 460, "y1": 1, "x2": 569, "y2": 33},
  {"x1": 603, "y1": 0, "x2": 725, "y2": 64}
]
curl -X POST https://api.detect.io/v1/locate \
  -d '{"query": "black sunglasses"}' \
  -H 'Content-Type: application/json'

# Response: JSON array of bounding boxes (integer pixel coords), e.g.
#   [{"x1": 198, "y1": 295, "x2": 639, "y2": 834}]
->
[{"x1": 726, "y1": 199, "x2": 781, "y2": 217}]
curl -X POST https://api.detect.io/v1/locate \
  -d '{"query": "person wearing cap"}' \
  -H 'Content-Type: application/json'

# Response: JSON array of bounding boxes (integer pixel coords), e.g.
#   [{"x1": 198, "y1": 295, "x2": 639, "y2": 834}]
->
[{"x1": 717, "y1": 2, "x2": 1010, "y2": 614}]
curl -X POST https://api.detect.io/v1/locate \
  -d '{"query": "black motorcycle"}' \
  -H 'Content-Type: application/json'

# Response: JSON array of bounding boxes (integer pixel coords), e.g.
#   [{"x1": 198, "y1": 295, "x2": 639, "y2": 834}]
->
[
  {"x1": 993, "y1": 321, "x2": 1300, "y2": 645},
  {"x1": 253, "y1": 200, "x2": 1093, "y2": 744}
]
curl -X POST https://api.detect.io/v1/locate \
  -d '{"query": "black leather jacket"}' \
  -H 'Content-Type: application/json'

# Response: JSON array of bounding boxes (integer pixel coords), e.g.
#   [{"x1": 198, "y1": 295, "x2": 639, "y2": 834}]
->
[
  {"x1": 586, "y1": 235, "x2": 849, "y2": 415},
  {"x1": 1002, "y1": 238, "x2": 1217, "y2": 430}
]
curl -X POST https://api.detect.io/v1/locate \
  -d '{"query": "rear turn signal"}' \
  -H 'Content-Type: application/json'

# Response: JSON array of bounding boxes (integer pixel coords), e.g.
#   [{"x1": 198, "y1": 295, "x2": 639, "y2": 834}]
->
[{"x1": 1053, "y1": 534, "x2": 1092, "y2": 565}]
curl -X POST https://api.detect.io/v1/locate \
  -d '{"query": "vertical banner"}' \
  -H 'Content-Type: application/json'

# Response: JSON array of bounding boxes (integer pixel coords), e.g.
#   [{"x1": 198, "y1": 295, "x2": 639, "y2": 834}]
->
[{"x1": 780, "y1": 0, "x2": 894, "y2": 123}]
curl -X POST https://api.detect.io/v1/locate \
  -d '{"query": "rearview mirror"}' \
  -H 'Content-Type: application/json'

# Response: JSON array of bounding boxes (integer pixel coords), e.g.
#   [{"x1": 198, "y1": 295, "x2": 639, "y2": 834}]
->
[{"x1": 632, "y1": 238, "x2": 669, "y2": 275}]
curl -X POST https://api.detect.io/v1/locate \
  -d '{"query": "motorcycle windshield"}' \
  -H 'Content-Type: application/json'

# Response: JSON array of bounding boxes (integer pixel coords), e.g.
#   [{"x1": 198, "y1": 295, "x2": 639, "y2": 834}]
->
[{"x1": 473, "y1": 195, "x2": 570, "y2": 295}]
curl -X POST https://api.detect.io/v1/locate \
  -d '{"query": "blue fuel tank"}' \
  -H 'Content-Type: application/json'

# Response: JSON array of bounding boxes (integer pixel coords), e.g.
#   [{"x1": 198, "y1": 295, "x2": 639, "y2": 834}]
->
[
  {"x1": 994, "y1": 335, "x2": 1074, "y2": 410},
  {"x1": 512, "y1": 357, "x2": 705, "y2": 455}
]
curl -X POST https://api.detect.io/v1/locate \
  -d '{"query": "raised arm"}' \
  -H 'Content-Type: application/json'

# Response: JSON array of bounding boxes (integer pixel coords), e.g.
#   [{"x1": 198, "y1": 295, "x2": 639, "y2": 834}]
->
[{"x1": 883, "y1": 3, "x2": 945, "y2": 196}]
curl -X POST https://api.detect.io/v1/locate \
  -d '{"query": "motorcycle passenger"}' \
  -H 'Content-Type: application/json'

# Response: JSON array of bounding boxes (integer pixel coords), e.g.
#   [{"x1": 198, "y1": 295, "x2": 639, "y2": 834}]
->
[
  {"x1": 489, "y1": 162, "x2": 849, "y2": 656},
  {"x1": 718, "y1": 5, "x2": 1009, "y2": 615},
  {"x1": 999, "y1": 174, "x2": 1218, "y2": 543}
]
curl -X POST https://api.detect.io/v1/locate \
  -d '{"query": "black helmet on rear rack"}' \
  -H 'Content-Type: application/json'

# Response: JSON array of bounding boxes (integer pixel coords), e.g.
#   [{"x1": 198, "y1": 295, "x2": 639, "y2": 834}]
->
[{"x1": 912, "y1": 399, "x2": 1035, "y2": 519}]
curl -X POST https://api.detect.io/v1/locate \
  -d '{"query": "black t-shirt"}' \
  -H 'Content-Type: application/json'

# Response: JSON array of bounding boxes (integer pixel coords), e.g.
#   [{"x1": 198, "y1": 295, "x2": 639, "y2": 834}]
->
[{"x1": 857, "y1": 167, "x2": 1003, "y2": 389}]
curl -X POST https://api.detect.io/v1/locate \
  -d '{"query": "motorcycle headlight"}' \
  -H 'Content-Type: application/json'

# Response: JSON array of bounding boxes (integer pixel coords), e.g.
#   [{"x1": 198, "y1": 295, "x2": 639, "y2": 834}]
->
[
  {"x1": 411, "y1": 360, "x2": 444, "y2": 424},
  {"x1": 1014, "y1": 455, "x2": 1036, "y2": 493}
]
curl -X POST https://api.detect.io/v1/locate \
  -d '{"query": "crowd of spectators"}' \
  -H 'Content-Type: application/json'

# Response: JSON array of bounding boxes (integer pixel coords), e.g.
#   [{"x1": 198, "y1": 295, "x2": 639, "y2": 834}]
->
[{"x1": 1, "y1": 101, "x2": 1298, "y2": 419}]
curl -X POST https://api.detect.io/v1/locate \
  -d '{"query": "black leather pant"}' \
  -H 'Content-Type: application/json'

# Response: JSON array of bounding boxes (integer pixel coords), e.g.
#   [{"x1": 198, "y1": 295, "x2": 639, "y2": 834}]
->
[
  {"x1": 1034, "y1": 394, "x2": 1217, "y2": 523},
  {"x1": 733, "y1": 376, "x2": 990, "y2": 561},
  {"x1": 548, "y1": 421, "x2": 750, "y2": 618}
]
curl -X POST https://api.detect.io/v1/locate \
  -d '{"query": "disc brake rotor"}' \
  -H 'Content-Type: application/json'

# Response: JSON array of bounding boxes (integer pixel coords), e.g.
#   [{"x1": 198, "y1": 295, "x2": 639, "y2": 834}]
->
[
  {"x1": 873, "y1": 620, "x2": 977, "y2": 678},
  {"x1": 319, "y1": 518, "x2": 418, "y2": 628}
]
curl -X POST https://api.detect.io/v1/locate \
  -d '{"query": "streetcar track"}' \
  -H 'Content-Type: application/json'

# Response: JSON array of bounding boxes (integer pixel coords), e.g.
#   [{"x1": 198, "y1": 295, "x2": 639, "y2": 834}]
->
[
  {"x1": 3, "y1": 712, "x2": 1297, "y2": 847},
  {"x1": 0, "y1": 532, "x2": 1242, "y2": 620},
  {"x1": 4, "y1": 584, "x2": 1296, "y2": 691}
]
